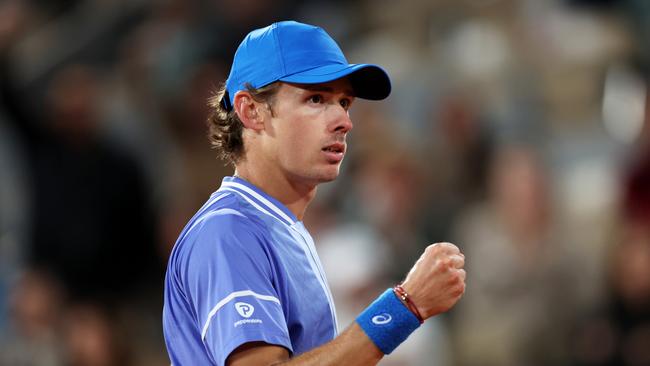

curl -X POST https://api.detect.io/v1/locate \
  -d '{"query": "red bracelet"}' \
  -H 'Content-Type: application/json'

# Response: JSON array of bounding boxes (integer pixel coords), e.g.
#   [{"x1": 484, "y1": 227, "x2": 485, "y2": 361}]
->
[{"x1": 393, "y1": 285, "x2": 424, "y2": 324}]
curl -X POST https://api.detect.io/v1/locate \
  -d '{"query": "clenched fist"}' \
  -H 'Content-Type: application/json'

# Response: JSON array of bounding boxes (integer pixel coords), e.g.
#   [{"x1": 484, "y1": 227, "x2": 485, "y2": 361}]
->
[{"x1": 401, "y1": 242, "x2": 466, "y2": 319}]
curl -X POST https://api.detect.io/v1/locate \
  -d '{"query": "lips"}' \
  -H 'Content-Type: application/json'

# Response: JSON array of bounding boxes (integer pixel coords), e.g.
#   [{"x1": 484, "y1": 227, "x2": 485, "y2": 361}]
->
[
  {"x1": 322, "y1": 142, "x2": 345, "y2": 154},
  {"x1": 321, "y1": 142, "x2": 346, "y2": 163}
]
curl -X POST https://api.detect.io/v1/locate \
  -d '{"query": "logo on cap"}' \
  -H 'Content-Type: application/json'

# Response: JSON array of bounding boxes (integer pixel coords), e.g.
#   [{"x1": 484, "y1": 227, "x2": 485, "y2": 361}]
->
[{"x1": 235, "y1": 302, "x2": 255, "y2": 318}]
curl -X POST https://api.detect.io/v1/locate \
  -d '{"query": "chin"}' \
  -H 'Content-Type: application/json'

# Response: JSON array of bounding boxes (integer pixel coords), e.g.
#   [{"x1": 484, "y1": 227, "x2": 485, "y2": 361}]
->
[
  {"x1": 314, "y1": 166, "x2": 341, "y2": 183},
  {"x1": 320, "y1": 174, "x2": 338, "y2": 183}
]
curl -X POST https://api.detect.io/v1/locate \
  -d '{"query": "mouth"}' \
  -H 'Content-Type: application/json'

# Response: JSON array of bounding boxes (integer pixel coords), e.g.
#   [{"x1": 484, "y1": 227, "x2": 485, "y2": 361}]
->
[
  {"x1": 321, "y1": 142, "x2": 346, "y2": 163},
  {"x1": 322, "y1": 143, "x2": 345, "y2": 154}
]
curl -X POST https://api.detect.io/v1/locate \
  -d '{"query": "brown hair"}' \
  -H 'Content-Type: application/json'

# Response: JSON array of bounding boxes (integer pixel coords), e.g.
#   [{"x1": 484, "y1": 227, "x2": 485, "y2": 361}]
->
[{"x1": 207, "y1": 82, "x2": 280, "y2": 165}]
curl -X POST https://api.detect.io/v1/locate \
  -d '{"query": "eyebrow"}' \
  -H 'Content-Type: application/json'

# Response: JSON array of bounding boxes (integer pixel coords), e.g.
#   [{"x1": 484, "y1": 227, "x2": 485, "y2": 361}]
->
[{"x1": 299, "y1": 84, "x2": 355, "y2": 97}]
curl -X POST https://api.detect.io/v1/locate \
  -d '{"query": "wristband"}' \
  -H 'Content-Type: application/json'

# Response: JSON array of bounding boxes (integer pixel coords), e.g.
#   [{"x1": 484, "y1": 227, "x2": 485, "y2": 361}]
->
[{"x1": 356, "y1": 288, "x2": 421, "y2": 354}]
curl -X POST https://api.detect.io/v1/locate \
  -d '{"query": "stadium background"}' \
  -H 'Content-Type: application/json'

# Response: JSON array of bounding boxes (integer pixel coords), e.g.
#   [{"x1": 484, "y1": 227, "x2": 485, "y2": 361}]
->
[{"x1": 1, "y1": 0, "x2": 650, "y2": 365}]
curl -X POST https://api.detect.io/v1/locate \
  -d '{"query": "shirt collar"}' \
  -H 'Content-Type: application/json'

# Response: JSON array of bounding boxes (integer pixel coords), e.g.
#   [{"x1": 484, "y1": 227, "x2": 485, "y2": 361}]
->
[{"x1": 219, "y1": 176, "x2": 298, "y2": 226}]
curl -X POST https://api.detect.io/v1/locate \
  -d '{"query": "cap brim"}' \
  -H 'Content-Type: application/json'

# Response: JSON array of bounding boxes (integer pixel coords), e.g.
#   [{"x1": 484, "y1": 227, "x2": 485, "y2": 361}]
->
[{"x1": 279, "y1": 63, "x2": 391, "y2": 100}]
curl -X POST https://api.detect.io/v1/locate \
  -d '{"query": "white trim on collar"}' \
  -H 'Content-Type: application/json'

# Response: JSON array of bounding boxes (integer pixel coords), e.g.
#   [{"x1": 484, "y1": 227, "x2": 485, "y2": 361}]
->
[{"x1": 221, "y1": 181, "x2": 295, "y2": 225}]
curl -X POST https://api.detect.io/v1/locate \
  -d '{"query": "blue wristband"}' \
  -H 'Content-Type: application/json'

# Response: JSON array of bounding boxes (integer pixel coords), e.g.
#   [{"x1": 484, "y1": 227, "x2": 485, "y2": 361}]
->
[{"x1": 356, "y1": 288, "x2": 421, "y2": 354}]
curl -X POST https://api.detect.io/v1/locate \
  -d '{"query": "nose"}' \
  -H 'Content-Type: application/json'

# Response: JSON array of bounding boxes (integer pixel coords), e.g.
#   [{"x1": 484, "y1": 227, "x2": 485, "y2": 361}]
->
[{"x1": 330, "y1": 106, "x2": 353, "y2": 134}]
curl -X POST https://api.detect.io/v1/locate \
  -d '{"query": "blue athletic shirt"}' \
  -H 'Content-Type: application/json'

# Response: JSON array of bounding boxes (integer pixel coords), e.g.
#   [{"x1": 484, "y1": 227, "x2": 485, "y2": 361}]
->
[{"x1": 163, "y1": 176, "x2": 338, "y2": 365}]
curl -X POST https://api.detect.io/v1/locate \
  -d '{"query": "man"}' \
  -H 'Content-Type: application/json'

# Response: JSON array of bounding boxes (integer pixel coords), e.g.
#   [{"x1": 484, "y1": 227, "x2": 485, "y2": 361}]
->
[{"x1": 163, "y1": 21, "x2": 466, "y2": 366}]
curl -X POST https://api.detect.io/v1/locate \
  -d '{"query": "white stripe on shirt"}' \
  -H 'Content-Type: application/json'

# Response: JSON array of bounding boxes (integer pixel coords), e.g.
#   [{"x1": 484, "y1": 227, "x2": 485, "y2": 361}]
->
[
  {"x1": 219, "y1": 187, "x2": 290, "y2": 227},
  {"x1": 201, "y1": 290, "x2": 281, "y2": 340},
  {"x1": 221, "y1": 181, "x2": 295, "y2": 225}
]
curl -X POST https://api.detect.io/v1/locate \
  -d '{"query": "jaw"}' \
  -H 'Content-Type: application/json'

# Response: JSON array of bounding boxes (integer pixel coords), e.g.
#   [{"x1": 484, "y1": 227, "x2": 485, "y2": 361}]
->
[
  {"x1": 314, "y1": 161, "x2": 343, "y2": 183},
  {"x1": 286, "y1": 161, "x2": 342, "y2": 188}
]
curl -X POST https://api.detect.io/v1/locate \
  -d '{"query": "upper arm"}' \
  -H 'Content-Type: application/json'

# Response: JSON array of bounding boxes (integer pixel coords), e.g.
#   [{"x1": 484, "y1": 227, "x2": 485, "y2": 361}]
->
[
  {"x1": 226, "y1": 342, "x2": 290, "y2": 366},
  {"x1": 183, "y1": 213, "x2": 292, "y2": 365}
]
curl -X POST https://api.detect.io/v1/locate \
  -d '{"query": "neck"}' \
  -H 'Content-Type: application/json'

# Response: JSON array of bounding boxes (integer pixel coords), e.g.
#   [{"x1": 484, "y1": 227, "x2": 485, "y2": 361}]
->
[{"x1": 234, "y1": 165, "x2": 317, "y2": 221}]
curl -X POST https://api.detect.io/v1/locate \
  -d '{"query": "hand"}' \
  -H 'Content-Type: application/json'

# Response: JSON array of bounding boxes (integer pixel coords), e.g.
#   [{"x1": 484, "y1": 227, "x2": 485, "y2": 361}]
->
[{"x1": 400, "y1": 242, "x2": 466, "y2": 319}]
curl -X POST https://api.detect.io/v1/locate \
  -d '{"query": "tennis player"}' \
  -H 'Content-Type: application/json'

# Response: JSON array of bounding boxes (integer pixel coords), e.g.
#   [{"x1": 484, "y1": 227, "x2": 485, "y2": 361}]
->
[{"x1": 162, "y1": 21, "x2": 466, "y2": 366}]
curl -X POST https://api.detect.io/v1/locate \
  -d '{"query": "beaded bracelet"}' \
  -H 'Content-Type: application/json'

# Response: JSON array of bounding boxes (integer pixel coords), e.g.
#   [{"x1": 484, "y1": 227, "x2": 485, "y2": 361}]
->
[{"x1": 393, "y1": 284, "x2": 424, "y2": 324}]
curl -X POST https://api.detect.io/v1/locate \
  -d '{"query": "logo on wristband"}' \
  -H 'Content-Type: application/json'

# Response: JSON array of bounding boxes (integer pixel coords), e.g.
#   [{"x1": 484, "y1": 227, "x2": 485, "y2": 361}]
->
[{"x1": 371, "y1": 313, "x2": 392, "y2": 325}]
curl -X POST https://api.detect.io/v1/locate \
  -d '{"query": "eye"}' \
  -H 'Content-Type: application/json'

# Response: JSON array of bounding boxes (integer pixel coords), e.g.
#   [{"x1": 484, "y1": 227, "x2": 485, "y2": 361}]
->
[
  {"x1": 308, "y1": 94, "x2": 323, "y2": 104},
  {"x1": 340, "y1": 98, "x2": 352, "y2": 110}
]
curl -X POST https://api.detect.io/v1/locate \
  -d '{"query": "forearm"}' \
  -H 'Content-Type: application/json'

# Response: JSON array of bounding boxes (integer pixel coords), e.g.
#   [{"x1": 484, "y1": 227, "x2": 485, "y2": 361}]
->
[
  {"x1": 229, "y1": 243, "x2": 466, "y2": 366},
  {"x1": 277, "y1": 323, "x2": 382, "y2": 366},
  {"x1": 227, "y1": 323, "x2": 383, "y2": 366}
]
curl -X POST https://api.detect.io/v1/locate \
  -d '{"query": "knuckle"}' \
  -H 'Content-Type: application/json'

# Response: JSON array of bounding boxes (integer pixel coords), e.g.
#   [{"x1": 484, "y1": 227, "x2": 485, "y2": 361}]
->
[
  {"x1": 449, "y1": 270, "x2": 464, "y2": 284},
  {"x1": 459, "y1": 269, "x2": 467, "y2": 279},
  {"x1": 450, "y1": 255, "x2": 463, "y2": 268},
  {"x1": 451, "y1": 283, "x2": 465, "y2": 297},
  {"x1": 449, "y1": 274, "x2": 461, "y2": 286},
  {"x1": 435, "y1": 260, "x2": 449, "y2": 273}
]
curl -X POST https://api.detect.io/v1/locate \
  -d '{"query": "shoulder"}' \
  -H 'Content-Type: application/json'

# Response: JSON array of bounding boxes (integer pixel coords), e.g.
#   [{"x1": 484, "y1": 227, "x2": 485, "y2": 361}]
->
[
  {"x1": 188, "y1": 192, "x2": 267, "y2": 238},
  {"x1": 171, "y1": 193, "x2": 274, "y2": 264}
]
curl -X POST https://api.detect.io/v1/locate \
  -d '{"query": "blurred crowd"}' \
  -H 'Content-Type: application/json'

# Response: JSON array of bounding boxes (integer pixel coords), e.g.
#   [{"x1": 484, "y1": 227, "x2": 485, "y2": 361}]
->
[{"x1": 1, "y1": 0, "x2": 650, "y2": 365}]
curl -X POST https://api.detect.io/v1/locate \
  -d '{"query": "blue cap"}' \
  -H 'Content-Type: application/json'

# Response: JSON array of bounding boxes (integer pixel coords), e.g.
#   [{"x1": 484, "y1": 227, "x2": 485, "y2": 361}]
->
[{"x1": 221, "y1": 21, "x2": 391, "y2": 111}]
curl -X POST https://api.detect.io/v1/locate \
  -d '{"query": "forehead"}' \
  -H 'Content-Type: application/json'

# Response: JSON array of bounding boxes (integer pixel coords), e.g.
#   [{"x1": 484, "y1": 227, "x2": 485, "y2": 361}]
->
[{"x1": 280, "y1": 78, "x2": 355, "y2": 97}]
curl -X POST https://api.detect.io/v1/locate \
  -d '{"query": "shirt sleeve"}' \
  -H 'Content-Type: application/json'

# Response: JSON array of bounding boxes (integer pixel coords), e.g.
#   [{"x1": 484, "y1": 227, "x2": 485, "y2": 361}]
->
[{"x1": 181, "y1": 211, "x2": 291, "y2": 365}]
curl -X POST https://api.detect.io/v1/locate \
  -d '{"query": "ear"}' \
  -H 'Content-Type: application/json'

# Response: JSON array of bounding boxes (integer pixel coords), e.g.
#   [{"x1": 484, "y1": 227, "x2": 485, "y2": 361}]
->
[{"x1": 233, "y1": 91, "x2": 265, "y2": 131}]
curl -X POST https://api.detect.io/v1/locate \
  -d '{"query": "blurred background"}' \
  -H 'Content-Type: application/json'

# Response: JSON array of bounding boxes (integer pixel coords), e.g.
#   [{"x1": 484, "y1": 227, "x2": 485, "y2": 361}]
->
[{"x1": 1, "y1": 0, "x2": 650, "y2": 365}]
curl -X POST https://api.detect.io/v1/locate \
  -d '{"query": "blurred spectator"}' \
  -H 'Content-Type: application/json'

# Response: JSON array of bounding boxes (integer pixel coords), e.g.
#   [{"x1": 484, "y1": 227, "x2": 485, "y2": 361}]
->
[
  {"x1": 0, "y1": 97, "x2": 28, "y2": 337},
  {"x1": 570, "y1": 134, "x2": 650, "y2": 366},
  {"x1": 0, "y1": 0, "x2": 32, "y2": 340},
  {"x1": 349, "y1": 147, "x2": 430, "y2": 280},
  {"x1": 25, "y1": 64, "x2": 161, "y2": 301},
  {"x1": 450, "y1": 145, "x2": 579, "y2": 366},
  {"x1": 571, "y1": 231, "x2": 650, "y2": 366},
  {"x1": 63, "y1": 303, "x2": 131, "y2": 366},
  {"x1": 418, "y1": 92, "x2": 494, "y2": 243},
  {"x1": 0, "y1": 270, "x2": 65, "y2": 366}
]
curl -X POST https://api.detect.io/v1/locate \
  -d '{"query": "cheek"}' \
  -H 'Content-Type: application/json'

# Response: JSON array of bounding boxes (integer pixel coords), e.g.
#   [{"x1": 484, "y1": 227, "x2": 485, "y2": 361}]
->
[
  {"x1": 279, "y1": 127, "x2": 315, "y2": 164},
  {"x1": 271, "y1": 105, "x2": 324, "y2": 167},
  {"x1": 277, "y1": 113, "x2": 318, "y2": 145}
]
